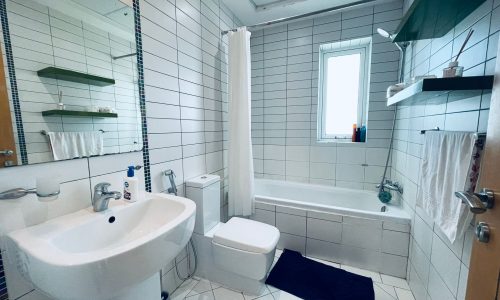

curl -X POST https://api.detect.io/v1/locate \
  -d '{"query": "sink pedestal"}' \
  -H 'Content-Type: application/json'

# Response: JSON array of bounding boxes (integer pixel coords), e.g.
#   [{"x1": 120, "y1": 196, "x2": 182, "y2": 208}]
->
[{"x1": 109, "y1": 273, "x2": 161, "y2": 300}]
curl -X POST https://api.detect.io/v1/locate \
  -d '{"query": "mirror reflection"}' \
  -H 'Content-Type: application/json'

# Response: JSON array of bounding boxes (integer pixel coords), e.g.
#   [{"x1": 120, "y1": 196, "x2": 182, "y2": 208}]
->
[{"x1": 0, "y1": 0, "x2": 142, "y2": 167}]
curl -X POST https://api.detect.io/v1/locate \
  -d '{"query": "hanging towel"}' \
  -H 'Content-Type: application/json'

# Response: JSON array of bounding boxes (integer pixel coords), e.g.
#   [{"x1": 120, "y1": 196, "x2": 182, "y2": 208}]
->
[
  {"x1": 416, "y1": 131, "x2": 482, "y2": 243},
  {"x1": 47, "y1": 131, "x2": 104, "y2": 161},
  {"x1": 227, "y1": 27, "x2": 255, "y2": 217}
]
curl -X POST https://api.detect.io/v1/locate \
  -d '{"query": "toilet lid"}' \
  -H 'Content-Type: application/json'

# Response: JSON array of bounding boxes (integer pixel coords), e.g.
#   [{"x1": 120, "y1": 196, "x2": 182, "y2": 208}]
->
[{"x1": 213, "y1": 217, "x2": 280, "y2": 254}]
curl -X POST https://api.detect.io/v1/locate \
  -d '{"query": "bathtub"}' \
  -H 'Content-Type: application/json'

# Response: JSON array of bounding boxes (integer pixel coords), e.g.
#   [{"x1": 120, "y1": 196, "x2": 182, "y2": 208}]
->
[
  {"x1": 252, "y1": 179, "x2": 411, "y2": 278},
  {"x1": 254, "y1": 179, "x2": 410, "y2": 223}
]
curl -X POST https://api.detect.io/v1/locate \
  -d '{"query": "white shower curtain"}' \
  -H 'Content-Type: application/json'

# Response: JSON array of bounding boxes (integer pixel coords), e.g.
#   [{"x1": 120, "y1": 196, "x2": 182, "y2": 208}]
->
[{"x1": 227, "y1": 27, "x2": 254, "y2": 217}]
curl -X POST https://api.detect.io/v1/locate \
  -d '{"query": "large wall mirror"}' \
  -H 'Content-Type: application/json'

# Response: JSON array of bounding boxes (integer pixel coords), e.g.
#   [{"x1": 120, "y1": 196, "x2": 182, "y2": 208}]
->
[{"x1": 0, "y1": 0, "x2": 142, "y2": 168}]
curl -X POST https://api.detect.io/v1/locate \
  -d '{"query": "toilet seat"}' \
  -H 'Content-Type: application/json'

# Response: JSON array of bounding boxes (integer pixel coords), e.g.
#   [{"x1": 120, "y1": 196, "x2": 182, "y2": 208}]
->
[{"x1": 213, "y1": 217, "x2": 279, "y2": 253}]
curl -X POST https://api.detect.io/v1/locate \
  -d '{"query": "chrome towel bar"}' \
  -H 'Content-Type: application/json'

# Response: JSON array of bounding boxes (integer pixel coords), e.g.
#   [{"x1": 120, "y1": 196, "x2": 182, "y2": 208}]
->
[{"x1": 40, "y1": 129, "x2": 105, "y2": 135}]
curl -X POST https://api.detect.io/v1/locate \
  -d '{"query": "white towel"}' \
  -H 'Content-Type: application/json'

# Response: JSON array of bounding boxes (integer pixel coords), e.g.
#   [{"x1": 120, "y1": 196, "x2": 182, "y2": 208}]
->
[
  {"x1": 416, "y1": 131, "x2": 481, "y2": 243},
  {"x1": 47, "y1": 131, "x2": 104, "y2": 161}
]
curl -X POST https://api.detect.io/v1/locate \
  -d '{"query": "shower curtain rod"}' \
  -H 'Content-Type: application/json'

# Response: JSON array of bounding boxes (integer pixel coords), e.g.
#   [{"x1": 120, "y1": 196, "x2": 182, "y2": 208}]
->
[{"x1": 221, "y1": 0, "x2": 376, "y2": 35}]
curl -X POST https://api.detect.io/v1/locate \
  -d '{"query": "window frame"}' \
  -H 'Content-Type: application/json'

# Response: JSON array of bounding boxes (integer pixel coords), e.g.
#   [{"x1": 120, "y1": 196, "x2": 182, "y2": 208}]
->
[{"x1": 317, "y1": 39, "x2": 371, "y2": 142}]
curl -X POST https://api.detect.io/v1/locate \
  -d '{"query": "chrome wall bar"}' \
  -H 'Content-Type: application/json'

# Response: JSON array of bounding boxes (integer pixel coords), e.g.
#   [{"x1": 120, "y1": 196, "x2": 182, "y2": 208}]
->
[
  {"x1": 40, "y1": 129, "x2": 105, "y2": 135},
  {"x1": 221, "y1": 0, "x2": 376, "y2": 35},
  {"x1": 0, "y1": 188, "x2": 60, "y2": 200},
  {"x1": 420, "y1": 127, "x2": 486, "y2": 138},
  {"x1": 112, "y1": 53, "x2": 136, "y2": 60}
]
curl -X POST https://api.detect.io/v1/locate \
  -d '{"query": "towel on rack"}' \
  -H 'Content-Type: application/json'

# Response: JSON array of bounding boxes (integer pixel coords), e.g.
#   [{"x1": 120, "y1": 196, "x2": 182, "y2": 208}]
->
[
  {"x1": 47, "y1": 131, "x2": 104, "y2": 161},
  {"x1": 416, "y1": 131, "x2": 482, "y2": 243}
]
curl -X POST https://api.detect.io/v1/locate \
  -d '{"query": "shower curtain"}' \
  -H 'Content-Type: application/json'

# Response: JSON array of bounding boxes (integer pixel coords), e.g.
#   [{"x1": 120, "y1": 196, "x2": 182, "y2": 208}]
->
[{"x1": 227, "y1": 27, "x2": 254, "y2": 217}]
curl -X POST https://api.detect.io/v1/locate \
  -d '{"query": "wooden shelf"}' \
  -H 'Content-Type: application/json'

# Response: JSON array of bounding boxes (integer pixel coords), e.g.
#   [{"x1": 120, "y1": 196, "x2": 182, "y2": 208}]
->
[
  {"x1": 387, "y1": 76, "x2": 494, "y2": 106},
  {"x1": 37, "y1": 67, "x2": 115, "y2": 86},
  {"x1": 393, "y1": 0, "x2": 487, "y2": 43},
  {"x1": 42, "y1": 110, "x2": 118, "y2": 118}
]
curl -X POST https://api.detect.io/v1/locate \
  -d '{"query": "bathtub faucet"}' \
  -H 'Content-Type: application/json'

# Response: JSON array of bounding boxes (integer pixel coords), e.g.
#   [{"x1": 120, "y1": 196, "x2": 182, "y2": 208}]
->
[{"x1": 376, "y1": 179, "x2": 403, "y2": 194}]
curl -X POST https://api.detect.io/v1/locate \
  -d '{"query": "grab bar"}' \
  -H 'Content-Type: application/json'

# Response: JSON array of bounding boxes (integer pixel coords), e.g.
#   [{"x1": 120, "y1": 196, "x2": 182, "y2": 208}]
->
[{"x1": 40, "y1": 129, "x2": 105, "y2": 135}]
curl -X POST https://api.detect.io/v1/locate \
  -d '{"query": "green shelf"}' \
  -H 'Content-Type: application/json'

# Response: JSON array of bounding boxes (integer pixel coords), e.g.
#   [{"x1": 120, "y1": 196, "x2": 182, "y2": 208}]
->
[
  {"x1": 394, "y1": 0, "x2": 487, "y2": 43},
  {"x1": 42, "y1": 110, "x2": 118, "y2": 118},
  {"x1": 37, "y1": 67, "x2": 115, "y2": 86}
]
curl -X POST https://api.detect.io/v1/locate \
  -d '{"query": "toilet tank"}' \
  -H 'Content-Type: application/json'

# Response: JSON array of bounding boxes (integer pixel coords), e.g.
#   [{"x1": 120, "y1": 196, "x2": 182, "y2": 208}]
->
[{"x1": 186, "y1": 174, "x2": 221, "y2": 235}]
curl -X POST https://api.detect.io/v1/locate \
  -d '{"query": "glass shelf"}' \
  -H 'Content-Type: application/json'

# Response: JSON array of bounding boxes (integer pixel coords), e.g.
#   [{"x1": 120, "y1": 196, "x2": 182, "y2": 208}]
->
[
  {"x1": 393, "y1": 0, "x2": 487, "y2": 43},
  {"x1": 37, "y1": 67, "x2": 115, "y2": 86},
  {"x1": 387, "y1": 76, "x2": 494, "y2": 106},
  {"x1": 41, "y1": 110, "x2": 118, "y2": 118}
]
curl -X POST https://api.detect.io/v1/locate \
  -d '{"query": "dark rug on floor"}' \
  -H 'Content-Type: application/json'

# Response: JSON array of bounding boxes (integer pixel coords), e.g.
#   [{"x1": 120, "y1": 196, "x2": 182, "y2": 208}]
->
[{"x1": 266, "y1": 249, "x2": 375, "y2": 300}]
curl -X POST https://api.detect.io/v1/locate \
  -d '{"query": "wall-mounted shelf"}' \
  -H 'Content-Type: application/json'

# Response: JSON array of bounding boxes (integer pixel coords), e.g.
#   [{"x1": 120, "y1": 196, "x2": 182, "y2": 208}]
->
[
  {"x1": 393, "y1": 0, "x2": 487, "y2": 43},
  {"x1": 37, "y1": 67, "x2": 115, "y2": 86},
  {"x1": 387, "y1": 76, "x2": 494, "y2": 106},
  {"x1": 42, "y1": 110, "x2": 118, "y2": 118}
]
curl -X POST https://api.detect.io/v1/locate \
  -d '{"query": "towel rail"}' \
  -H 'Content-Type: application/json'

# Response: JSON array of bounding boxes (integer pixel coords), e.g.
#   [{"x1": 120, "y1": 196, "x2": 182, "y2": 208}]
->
[
  {"x1": 40, "y1": 129, "x2": 105, "y2": 135},
  {"x1": 420, "y1": 127, "x2": 486, "y2": 137},
  {"x1": 420, "y1": 127, "x2": 486, "y2": 149}
]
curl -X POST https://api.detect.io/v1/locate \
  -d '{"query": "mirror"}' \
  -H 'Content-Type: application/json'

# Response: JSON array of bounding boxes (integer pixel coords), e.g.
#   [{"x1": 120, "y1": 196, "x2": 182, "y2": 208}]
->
[{"x1": 0, "y1": 0, "x2": 142, "y2": 167}]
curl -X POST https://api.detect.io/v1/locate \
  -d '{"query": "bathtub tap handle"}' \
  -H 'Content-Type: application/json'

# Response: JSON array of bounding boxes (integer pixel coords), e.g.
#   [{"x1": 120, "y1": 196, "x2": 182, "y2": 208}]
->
[{"x1": 376, "y1": 179, "x2": 403, "y2": 194}]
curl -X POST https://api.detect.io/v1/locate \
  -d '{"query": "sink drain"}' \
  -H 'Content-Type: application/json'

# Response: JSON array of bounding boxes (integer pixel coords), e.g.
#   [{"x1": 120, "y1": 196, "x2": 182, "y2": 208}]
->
[{"x1": 109, "y1": 216, "x2": 116, "y2": 223}]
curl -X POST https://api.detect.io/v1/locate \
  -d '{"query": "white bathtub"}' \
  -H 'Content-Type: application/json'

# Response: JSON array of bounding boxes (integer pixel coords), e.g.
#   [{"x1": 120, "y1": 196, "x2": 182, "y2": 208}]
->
[
  {"x1": 255, "y1": 179, "x2": 410, "y2": 223},
  {"x1": 252, "y1": 179, "x2": 411, "y2": 278}
]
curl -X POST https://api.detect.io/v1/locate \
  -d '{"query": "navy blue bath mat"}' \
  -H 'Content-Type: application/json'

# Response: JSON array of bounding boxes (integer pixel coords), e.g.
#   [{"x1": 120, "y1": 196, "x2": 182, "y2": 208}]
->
[{"x1": 266, "y1": 249, "x2": 374, "y2": 300}]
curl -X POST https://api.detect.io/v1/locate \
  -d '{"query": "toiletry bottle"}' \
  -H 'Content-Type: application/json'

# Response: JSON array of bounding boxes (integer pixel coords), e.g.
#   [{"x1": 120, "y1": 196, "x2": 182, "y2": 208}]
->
[
  {"x1": 360, "y1": 125, "x2": 366, "y2": 142},
  {"x1": 352, "y1": 123, "x2": 357, "y2": 142},
  {"x1": 355, "y1": 128, "x2": 361, "y2": 142},
  {"x1": 124, "y1": 165, "x2": 139, "y2": 202}
]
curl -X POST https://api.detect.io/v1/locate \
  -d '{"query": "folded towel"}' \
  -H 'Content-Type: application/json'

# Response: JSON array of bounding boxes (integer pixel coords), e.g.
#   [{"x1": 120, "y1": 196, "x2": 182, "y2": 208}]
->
[
  {"x1": 416, "y1": 131, "x2": 482, "y2": 243},
  {"x1": 47, "y1": 131, "x2": 104, "y2": 161}
]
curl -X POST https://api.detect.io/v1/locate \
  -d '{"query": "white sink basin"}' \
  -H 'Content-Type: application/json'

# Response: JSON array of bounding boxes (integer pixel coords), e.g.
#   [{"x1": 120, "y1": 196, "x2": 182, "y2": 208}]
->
[{"x1": 5, "y1": 193, "x2": 196, "y2": 300}]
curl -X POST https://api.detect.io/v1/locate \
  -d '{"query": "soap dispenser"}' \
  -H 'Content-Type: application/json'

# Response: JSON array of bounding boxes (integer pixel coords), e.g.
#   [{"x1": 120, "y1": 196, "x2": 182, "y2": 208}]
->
[{"x1": 124, "y1": 165, "x2": 139, "y2": 202}]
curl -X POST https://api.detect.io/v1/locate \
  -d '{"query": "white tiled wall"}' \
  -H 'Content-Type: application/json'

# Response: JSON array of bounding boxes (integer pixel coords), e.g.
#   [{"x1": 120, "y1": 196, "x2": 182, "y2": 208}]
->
[
  {"x1": 2, "y1": 0, "x2": 142, "y2": 164},
  {"x1": 140, "y1": 0, "x2": 240, "y2": 218},
  {"x1": 0, "y1": 0, "x2": 241, "y2": 298},
  {"x1": 250, "y1": 202, "x2": 410, "y2": 278},
  {"x1": 392, "y1": 1, "x2": 499, "y2": 299},
  {"x1": 249, "y1": 1, "x2": 403, "y2": 190}
]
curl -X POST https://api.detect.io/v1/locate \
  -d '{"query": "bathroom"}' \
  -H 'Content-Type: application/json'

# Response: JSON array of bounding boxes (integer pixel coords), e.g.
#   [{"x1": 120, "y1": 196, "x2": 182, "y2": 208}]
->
[{"x1": 0, "y1": 0, "x2": 498, "y2": 299}]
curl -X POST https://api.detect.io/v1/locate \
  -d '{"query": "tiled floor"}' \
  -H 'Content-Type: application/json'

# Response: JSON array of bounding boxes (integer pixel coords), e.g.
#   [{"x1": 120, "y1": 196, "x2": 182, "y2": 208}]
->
[{"x1": 169, "y1": 250, "x2": 415, "y2": 300}]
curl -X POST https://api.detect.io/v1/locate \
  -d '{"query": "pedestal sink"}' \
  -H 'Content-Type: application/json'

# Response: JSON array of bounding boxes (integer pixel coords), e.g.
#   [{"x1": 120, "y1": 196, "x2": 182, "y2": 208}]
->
[{"x1": 4, "y1": 193, "x2": 196, "y2": 300}]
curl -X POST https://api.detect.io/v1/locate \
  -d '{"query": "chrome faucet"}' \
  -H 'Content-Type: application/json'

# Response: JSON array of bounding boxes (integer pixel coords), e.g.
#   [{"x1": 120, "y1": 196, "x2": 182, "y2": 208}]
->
[
  {"x1": 376, "y1": 179, "x2": 403, "y2": 194},
  {"x1": 92, "y1": 183, "x2": 122, "y2": 212},
  {"x1": 164, "y1": 169, "x2": 177, "y2": 196}
]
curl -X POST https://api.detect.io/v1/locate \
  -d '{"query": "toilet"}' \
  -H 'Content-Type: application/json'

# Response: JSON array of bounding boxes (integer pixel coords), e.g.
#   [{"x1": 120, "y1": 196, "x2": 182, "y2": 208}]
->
[{"x1": 186, "y1": 175, "x2": 280, "y2": 295}]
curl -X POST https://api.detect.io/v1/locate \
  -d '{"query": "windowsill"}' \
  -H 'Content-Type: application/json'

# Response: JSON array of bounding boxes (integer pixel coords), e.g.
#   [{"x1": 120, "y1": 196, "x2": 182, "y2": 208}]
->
[{"x1": 316, "y1": 139, "x2": 366, "y2": 145}]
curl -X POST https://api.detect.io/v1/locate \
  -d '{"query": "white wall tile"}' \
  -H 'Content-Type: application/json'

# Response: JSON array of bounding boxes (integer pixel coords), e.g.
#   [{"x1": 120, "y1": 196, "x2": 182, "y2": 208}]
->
[
  {"x1": 307, "y1": 218, "x2": 342, "y2": 243},
  {"x1": 382, "y1": 230, "x2": 410, "y2": 256},
  {"x1": 276, "y1": 212, "x2": 306, "y2": 236},
  {"x1": 430, "y1": 235, "x2": 461, "y2": 296},
  {"x1": 277, "y1": 232, "x2": 306, "y2": 254}
]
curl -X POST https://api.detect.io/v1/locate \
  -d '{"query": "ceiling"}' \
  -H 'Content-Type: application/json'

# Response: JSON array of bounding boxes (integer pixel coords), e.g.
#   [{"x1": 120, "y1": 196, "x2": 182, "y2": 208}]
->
[
  {"x1": 71, "y1": 0, "x2": 134, "y2": 30},
  {"x1": 33, "y1": 0, "x2": 135, "y2": 41},
  {"x1": 221, "y1": 0, "x2": 382, "y2": 27}
]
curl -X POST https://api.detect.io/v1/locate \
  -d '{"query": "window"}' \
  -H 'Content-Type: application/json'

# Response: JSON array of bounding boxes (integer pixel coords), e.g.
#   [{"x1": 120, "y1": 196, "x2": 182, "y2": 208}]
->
[{"x1": 317, "y1": 38, "x2": 371, "y2": 142}]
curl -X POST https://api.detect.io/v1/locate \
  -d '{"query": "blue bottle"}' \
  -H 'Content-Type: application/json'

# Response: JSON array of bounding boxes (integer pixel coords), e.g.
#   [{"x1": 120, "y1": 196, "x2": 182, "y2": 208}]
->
[{"x1": 360, "y1": 125, "x2": 366, "y2": 142}]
